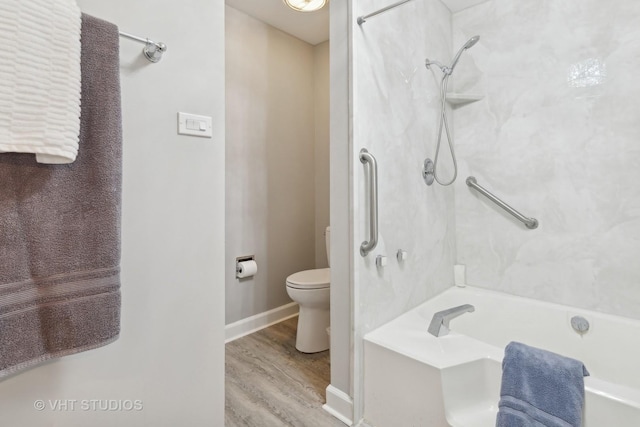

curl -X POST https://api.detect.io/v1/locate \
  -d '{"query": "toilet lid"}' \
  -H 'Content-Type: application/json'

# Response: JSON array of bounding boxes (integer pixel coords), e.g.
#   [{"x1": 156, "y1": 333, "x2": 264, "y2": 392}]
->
[{"x1": 286, "y1": 268, "x2": 330, "y2": 290}]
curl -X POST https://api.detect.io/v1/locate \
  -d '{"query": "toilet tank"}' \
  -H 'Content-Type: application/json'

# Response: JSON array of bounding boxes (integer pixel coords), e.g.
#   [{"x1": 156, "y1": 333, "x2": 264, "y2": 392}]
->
[{"x1": 325, "y1": 226, "x2": 330, "y2": 267}]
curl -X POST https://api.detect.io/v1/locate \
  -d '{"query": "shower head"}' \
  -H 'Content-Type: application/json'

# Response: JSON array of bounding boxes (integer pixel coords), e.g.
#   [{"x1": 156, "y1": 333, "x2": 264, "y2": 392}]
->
[
  {"x1": 463, "y1": 35, "x2": 480, "y2": 49},
  {"x1": 426, "y1": 35, "x2": 480, "y2": 75},
  {"x1": 448, "y1": 35, "x2": 480, "y2": 73}
]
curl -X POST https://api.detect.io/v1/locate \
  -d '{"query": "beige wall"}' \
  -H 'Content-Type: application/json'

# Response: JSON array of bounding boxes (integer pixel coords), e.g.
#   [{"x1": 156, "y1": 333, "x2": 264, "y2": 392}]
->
[
  {"x1": 314, "y1": 41, "x2": 330, "y2": 268},
  {"x1": 225, "y1": 6, "x2": 329, "y2": 324},
  {"x1": 0, "y1": 0, "x2": 226, "y2": 425}
]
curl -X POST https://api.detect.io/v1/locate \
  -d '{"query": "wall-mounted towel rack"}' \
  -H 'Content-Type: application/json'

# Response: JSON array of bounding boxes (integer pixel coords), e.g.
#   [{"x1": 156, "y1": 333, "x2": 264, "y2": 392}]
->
[
  {"x1": 357, "y1": 0, "x2": 414, "y2": 25},
  {"x1": 466, "y1": 176, "x2": 539, "y2": 229},
  {"x1": 119, "y1": 31, "x2": 166, "y2": 63}
]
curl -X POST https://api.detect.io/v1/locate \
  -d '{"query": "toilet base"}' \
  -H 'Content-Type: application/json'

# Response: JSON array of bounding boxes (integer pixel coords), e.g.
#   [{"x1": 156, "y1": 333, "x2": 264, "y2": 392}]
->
[{"x1": 295, "y1": 305, "x2": 330, "y2": 353}]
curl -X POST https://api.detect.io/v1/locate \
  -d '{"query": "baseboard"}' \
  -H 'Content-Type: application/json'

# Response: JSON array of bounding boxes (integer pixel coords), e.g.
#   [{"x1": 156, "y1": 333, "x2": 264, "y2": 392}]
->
[
  {"x1": 323, "y1": 384, "x2": 354, "y2": 426},
  {"x1": 225, "y1": 302, "x2": 299, "y2": 343}
]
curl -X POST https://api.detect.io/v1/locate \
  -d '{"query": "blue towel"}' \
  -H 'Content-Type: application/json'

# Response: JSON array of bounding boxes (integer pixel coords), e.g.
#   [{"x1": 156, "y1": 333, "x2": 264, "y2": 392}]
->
[{"x1": 496, "y1": 342, "x2": 589, "y2": 427}]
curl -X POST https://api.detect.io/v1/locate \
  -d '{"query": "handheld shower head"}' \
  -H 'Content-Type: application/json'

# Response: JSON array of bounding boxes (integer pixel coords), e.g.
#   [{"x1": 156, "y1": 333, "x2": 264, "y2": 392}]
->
[
  {"x1": 463, "y1": 35, "x2": 480, "y2": 49},
  {"x1": 423, "y1": 35, "x2": 481, "y2": 186},
  {"x1": 448, "y1": 35, "x2": 480, "y2": 73},
  {"x1": 424, "y1": 35, "x2": 480, "y2": 75}
]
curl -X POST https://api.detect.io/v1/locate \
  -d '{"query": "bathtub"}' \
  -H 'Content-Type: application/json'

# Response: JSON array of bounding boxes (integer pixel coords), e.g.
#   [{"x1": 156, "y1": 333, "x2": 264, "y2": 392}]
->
[{"x1": 363, "y1": 286, "x2": 640, "y2": 427}]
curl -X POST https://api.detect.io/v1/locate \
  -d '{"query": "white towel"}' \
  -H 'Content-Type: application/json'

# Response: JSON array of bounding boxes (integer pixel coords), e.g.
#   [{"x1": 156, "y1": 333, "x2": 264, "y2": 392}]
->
[{"x1": 0, "y1": 0, "x2": 81, "y2": 164}]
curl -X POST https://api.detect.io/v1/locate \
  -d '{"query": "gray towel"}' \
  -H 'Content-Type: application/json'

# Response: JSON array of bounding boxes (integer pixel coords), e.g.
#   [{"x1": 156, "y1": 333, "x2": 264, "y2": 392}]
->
[
  {"x1": 496, "y1": 342, "x2": 589, "y2": 427},
  {"x1": 0, "y1": 14, "x2": 122, "y2": 379}
]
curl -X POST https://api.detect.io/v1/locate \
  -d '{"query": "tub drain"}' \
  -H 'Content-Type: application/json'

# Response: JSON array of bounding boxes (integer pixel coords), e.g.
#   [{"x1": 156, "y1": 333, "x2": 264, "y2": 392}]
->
[{"x1": 571, "y1": 316, "x2": 589, "y2": 334}]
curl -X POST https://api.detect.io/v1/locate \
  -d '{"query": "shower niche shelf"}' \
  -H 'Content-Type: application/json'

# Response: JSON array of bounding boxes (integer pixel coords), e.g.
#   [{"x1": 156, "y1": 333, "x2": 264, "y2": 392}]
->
[{"x1": 445, "y1": 93, "x2": 483, "y2": 107}]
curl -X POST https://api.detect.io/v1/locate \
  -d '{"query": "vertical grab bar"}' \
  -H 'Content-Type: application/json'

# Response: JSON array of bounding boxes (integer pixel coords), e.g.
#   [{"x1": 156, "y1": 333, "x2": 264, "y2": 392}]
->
[{"x1": 360, "y1": 149, "x2": 379, "y2": 257}]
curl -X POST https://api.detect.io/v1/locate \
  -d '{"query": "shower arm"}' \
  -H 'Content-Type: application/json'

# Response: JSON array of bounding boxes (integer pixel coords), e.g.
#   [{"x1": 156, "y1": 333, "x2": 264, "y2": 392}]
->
[{"x1": 425, "y1": 59, "x2": 452, "y2": 75}]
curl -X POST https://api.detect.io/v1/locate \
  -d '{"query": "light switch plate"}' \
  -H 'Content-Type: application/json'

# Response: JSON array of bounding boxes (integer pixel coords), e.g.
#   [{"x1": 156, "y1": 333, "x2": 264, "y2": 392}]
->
[{"x1": 178, "y1": 112, "x2": 212, "y2": 138}]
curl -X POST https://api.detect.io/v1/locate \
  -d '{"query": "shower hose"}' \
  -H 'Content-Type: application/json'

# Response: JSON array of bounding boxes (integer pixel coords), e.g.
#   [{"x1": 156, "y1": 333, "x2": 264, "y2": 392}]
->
[{"x1": 433, "y1": 73, "x2": 457, "y2": 186}]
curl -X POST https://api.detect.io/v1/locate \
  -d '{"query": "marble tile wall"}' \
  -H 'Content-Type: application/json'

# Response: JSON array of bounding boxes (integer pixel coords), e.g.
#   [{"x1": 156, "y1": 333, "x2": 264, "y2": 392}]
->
[
  {"x1": 352, "y1": 0, "x2": 455, "y2": 344},
  {"x1": 452, "y1": 0, "x2": 640, "y2": 319}
]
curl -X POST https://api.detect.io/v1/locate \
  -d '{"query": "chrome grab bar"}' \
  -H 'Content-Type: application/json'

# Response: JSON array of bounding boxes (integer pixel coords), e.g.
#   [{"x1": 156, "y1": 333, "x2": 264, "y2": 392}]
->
[
  {"x1": 466, "y1": 176, "x2": 539, "y2": 229},
  {"x1": 360, "y1": 149, "x2": 379, "y2": 256}
]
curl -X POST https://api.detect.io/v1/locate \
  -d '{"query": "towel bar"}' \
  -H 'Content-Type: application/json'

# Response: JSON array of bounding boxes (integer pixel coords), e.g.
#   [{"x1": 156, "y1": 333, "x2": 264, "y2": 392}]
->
[{"x1": 119, "y1": 31, "x2": 166, "y2": 63}]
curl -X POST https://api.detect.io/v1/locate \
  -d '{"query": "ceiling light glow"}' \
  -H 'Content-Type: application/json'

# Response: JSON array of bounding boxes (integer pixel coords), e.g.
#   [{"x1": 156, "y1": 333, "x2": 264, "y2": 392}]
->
[{"x1": 283, "y1": 0, "x2": 327, "y2": 12}]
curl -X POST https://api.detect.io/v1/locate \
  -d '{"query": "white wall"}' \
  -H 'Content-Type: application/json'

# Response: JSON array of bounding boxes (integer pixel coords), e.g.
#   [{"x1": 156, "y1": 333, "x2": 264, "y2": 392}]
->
[
  {"x1": 225, "y1": 6, "x2": 330, "y2": 325},
  {"x1": 351, "y1": 0, "x2": 456, "y2": 421},
  {"x1": 328, "y1": 0, "x2": 353, "y2": 411},
  {"x1": 0, "y1": 1, "x2": 226, "y2": 425},
  {"x1": 453, "y1": 0, "x2": 640, "y2": 319}
]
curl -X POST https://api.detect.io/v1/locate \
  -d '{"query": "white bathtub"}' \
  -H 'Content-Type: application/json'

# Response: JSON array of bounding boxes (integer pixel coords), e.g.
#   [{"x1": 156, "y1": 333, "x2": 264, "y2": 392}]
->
[{"x1": 363, "y1": 286, "x2": 640, "y2": 427}]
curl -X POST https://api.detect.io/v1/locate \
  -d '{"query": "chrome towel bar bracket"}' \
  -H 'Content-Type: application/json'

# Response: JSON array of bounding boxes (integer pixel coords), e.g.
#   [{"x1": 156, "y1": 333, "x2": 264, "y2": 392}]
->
[
  {"x1": 360, "y1": 149, "x2": 379, "y2": 256},
  {"x1": 466, "y1": 176, "x2": 538, "y2": 229},
  {"x1": 119, "y1": 31, "x2": 167, "y2": 63}
]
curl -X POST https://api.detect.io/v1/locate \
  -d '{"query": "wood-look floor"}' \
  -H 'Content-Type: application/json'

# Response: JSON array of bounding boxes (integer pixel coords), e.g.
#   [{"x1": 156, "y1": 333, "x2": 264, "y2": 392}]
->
[{"x1": 225, "y1": 317, "x2": 345, "y2": 427}]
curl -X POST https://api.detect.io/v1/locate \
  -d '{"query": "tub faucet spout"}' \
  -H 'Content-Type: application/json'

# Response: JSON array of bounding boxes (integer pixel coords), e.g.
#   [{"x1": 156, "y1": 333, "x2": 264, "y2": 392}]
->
[{"x1": 428, "y1": 304, "x2": 475, "y2": 337}]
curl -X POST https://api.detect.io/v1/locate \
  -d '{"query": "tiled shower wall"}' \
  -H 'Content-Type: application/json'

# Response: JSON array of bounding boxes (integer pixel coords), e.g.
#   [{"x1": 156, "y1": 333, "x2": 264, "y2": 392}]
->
[
  {"x1": 453, "y1": 0, "x2": 640, "y2": 319},
  {"x1": 351, "y1": 0, "x2": 457, "y2": 416},
  {"x1": 352, "y1": 0, "x2": 455, "y2": 349}
]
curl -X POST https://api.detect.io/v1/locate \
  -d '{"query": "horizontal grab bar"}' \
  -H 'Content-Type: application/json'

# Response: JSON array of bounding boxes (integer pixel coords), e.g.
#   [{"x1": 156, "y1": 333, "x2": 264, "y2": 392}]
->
[{"x1": 466, "y1": 176, "x2": 538, "y2": 229}]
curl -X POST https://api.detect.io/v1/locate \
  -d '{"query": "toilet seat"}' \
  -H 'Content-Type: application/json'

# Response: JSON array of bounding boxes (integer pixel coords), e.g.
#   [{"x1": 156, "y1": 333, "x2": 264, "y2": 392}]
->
[{"x1": 286, "y1": 268, "x2": 330, "y2": 290}]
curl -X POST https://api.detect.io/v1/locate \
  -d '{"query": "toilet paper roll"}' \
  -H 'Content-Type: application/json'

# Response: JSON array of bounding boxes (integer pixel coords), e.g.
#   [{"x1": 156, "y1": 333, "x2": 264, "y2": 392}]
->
[{"x1": 236, "y1": 260, "x2": 258, "y2": 278}]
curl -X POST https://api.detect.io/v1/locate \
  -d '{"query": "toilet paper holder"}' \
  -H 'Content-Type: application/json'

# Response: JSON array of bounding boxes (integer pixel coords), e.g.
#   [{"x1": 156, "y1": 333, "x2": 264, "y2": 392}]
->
[{"x1": 236, "y1": 255, "x2": 256, "y2": 279}]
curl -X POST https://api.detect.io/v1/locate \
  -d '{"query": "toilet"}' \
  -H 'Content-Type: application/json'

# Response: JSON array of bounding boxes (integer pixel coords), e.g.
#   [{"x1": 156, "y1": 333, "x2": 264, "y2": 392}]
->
[{"x1": 286, "y1": 226, "x2": 330, "y2": 353}]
